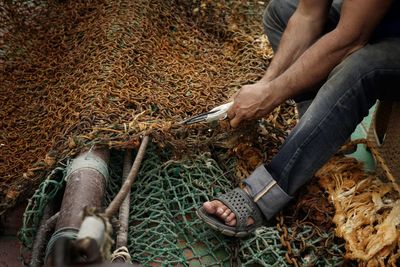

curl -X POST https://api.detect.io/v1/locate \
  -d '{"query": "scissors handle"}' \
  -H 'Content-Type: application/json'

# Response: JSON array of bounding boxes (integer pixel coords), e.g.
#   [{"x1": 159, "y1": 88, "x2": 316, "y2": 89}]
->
[{"x1": 205, "y1": 101, "x2": 233, "y2": 122}]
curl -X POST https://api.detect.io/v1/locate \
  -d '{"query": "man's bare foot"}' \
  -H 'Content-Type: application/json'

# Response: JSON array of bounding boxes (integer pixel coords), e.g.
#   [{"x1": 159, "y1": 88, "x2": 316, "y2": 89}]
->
[{"x1": 202, "y1": 187, "x2": 254, "y2": 227}]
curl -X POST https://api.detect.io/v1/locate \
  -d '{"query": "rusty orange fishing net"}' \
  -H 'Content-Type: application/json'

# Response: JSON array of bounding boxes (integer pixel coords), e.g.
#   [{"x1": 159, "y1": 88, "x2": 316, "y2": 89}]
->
[
  {"x1": 0, "y1": 0, "x2": 294, "y2": 213},
  {"x1": 7, "y1": 1, "x2": 399, "y2": 265}
]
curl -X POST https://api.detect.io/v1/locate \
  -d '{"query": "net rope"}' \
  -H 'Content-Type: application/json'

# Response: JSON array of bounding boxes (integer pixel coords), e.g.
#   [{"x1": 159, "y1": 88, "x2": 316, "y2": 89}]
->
[
  {"x1": 19, "y1": 164, "x2": 66, "y2": 250},
  {"x1": 0, "y1": 0, "x2": 277, "y2": 212},
  {"x1": 104, "y1": 146, "x2": 346, "y2": 266},
  {"x1": 317, "y1": 154, "x2": 400, "y2": 266},
  {"x1": 4, "y1": 0, "x2": 383, "y2": 265},
  {"x1": 20, "y1": 145, "x2": 347, "y2": 266}
]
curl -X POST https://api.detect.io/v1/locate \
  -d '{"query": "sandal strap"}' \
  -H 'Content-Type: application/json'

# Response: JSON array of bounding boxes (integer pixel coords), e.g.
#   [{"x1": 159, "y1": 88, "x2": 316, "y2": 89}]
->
[{"x1": 215, "y1": 188, "x2": 264, "y2": 229}]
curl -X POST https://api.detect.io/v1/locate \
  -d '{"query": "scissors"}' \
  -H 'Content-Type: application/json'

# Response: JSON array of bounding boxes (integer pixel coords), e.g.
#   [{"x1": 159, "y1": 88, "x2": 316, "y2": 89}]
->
[{"x1": 180, "y1": 101, "x2": 234, "y2": 125}]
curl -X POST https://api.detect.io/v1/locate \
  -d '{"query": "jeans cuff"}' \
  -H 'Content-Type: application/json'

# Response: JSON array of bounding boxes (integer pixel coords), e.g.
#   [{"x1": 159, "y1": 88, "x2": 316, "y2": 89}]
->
[{"x1": 243, "y1": 165, "x2": 293, "y2": 220}]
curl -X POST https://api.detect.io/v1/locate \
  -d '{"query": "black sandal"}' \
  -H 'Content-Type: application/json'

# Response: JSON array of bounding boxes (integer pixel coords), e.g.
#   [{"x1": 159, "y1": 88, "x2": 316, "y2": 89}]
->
[{"x1": 196, "y1": 188, "x2": 265, "y2": 237}]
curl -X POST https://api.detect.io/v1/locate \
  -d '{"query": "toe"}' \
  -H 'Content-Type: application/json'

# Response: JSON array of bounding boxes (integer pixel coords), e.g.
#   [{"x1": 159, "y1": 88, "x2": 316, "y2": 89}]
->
[
  {"x1": 216, "y1": 206, "x2": 227, "y2": 216},
  {"x1": 226, "y1": 212, "x2": 236, "y2": 223},
  {"x1": 203, "y1": 200, "x2": 235, "y2": 223},
  {"x1": 226, "y1": 219, "x2": 236, "y2": 227},
  {"x1": 203, "y1": 201, "x2": 217, "y2": 215},
  {"x1": 203, "y1": 200, "x2": 225, "y2": 215},
  {"x1": 248, "y1": 217, "x2": 254, "y2": 226},
  {"x1": 221, "y1": 209, "x2": 231, "y2": 220}
]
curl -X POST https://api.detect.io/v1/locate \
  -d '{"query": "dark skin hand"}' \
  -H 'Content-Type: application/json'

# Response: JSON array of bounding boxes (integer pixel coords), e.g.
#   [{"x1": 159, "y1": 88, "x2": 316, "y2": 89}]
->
[{"x1": 203, "y1": 0, "x2": 394, "y2": 227}]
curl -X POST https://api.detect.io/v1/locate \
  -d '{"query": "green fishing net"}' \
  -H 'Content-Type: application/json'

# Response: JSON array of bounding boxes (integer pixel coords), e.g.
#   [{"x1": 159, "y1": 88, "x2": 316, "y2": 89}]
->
[
  {"x1": 10, "y1": 0, "x2": 346, "y2": 264},
  {"x1": 20, "y1": 146, "x2": 346, "y2": 266}
]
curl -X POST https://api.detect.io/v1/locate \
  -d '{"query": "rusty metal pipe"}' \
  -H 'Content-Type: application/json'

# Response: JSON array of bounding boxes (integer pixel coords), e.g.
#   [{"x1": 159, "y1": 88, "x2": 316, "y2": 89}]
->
[
  {"x1": 45, "y1": 146, "x2": 109, "y2": 266},
  {"x1": 56, "y1": 147, "x2": 109, "y2": 229},
  {"x1": 73, "y1": 136, "x2": 149, "y2": 264}
]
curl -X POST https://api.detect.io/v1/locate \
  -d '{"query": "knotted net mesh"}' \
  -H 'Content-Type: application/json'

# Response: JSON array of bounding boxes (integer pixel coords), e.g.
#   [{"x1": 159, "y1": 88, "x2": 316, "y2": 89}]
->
[
  {"x1": 0, "y1": 0, "x2": 275, "y2": 212},
  {"x1": 6, "y1": 0, "x2": 398, "y2": 265},
  {"x1": 20, "y1": 146, "x2": 347, "y2": 266}
]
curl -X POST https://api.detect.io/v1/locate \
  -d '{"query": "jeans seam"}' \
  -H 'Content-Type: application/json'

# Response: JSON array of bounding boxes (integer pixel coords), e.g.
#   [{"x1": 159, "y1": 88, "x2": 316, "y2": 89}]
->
[{"x1": 280, "y1": 67, "x2": 400, "y2": 180}]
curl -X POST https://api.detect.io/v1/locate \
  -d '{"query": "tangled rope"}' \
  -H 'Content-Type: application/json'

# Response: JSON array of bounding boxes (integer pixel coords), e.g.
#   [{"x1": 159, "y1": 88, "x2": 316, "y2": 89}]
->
[
  {"x1": 21, "y1": 144, "x2": 348, "y2": 266},
  {"x1": 10, "y1": 2, "x2": 400, "y2": 266},
  {"x1": 317, "y1": 153, "x2": 400, "y2": 266},
  {"x1": 0, "y1": 0, "x2": 281, "y2": 213},
  {"x1": 111, "y1": 246, "x2": 132, "y2": 263}
]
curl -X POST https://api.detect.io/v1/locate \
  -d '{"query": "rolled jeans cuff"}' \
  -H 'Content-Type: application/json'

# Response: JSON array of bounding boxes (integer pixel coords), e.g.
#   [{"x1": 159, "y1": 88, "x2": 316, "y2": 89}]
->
[{"x1": 243, "y1": 165, "x2": 292, "y2": 220}]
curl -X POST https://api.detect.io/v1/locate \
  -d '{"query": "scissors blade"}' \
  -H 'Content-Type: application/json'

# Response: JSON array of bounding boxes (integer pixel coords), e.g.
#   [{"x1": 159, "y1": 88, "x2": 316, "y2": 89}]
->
[
  {"x1": 180, "y1": 101, "x2": 233, "y2": 125},
  {"x1": 180, "y1": 109, "x2": 220, "y2": 125}
]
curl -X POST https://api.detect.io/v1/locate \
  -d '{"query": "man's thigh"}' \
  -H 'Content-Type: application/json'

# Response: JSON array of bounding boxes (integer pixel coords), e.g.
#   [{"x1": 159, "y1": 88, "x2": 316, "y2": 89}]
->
[
  {"x1": 269, "y1": 38, "x2": 400, "y2": 194},
  {"x1": 326, "y1": 37, "x2": 400, "y2": 101}
]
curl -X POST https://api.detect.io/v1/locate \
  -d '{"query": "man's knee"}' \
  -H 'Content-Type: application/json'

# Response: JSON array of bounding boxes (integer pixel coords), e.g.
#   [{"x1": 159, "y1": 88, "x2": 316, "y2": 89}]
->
[
  {"x1": 326, "y1": 41, "x2": 400, "y2": 101},
  {"x1": 263, "y1": 0, "x2": 298, "y2": 50},
  {"x1": 263, "y1": 0, "x2": 298, "y2": 32}
]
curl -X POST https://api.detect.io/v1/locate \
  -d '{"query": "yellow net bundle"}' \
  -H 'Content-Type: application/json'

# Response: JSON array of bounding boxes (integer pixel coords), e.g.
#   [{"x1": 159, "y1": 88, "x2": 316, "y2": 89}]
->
[{"x1": 318, "y1": 154, "x2": 400, "y2": 266}]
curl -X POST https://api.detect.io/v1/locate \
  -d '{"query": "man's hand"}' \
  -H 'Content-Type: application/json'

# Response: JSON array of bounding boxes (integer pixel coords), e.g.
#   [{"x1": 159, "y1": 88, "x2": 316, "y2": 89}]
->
[
  {"x1": 229, "y1": 0, "x2": 393, "y2": 129},
  {"x1": 226, "y1": 0, "x2": 332, "y2": 128},
  {"x1": 227, "y1": 81, "x2": 282, "y2": 128},
  {"x1": 228, "y1": 0, "x2": 393, "y2": 128}
]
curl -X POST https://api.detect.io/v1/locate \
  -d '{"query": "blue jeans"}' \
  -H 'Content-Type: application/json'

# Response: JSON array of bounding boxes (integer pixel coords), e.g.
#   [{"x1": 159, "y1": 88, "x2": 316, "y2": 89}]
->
[{"x1": 244, "y1": 0, "x2": 400, "y2": 220}]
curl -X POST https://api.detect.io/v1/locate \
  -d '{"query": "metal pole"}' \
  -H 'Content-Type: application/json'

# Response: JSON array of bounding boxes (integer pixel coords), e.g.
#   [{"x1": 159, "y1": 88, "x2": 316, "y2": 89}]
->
[
  {"x1": 30, "y1": 205, "x2": 59, "y2": 267},
  {"x1": 112, "y1": 150, "x2": 132, "y2": 263},
  {"x1": 105, "y1": 136, "x2": 149, "y2": 218}
]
